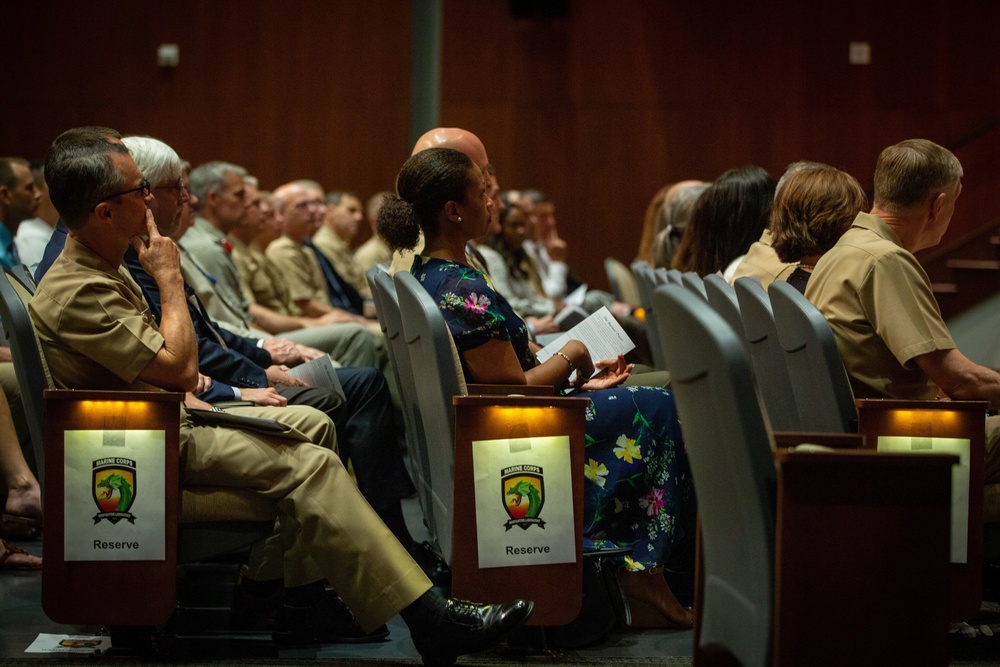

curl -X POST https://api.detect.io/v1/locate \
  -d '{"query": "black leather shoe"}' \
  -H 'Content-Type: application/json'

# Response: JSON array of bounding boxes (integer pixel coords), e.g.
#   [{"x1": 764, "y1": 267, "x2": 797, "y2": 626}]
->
[
  {"x1": 230, "y1": 567, "x2": 282, "y2": 632},
  {"x1": 409, "y1": 541, "x2": 452, "y2": 587},
  {"x1": 272, "y1": 591, "x2": 390, "y2": 646},
  {"x1": 410, "y1": 598, "x2": 533, "y2": 666}
]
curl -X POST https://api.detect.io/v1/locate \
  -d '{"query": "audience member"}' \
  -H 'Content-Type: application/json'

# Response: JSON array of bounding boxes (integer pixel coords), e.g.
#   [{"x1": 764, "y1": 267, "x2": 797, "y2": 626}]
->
[
  {"x1": 636, "y1": 184, "x2": 672, "y2": 265},
  {"x1": 30, "y1": 128, "x2": 531, "y2": 659},
  {"x1": 0, "y1": 157, "x2": 42, "y2": 269},
  {"x1": 380, "y1": 147, "x2": 697, "y2": 629},
  {"x1": 478, "y1": 198, "x2": 557, "y2": 319},
  {"x1": 354, "y1": 191, "x2": 393, "y2": 272},
  {"x1": 387, "y1": 127, "x2": 495, "y2": 276},
  {"x1": 806, "y1": 138, "x2": 1000, "y2": 481},
  {"x1": 118, "y1": 136, "x2": 448, "y2": 588},
  {"x1": 729, "y1": 161, "x2": 824, "y2": 287},
  {"x1": 672, "y1": 165, "x2": 776, "y2": 278},
  {"x1": 769, "y1": 164, "x2": 867, "y2": 293},
  {"x1": 1, "y1": 387, "x2": 41, "y2": 570},
  {"x1": 14, "y1": 161, "x2": 58, "y2": 272},
  {"x1": 651, "y1": 181, "x2": 709, "y2": 269},
  {"x1": 268, "y1": 182, "x2": 374, "y2": 327},
  {"x1": 180, "y1": 165, "x2": 377, "y2": 368},
  {"x1": 313, "y1": 191, "x2": 372, "y2": 299}
]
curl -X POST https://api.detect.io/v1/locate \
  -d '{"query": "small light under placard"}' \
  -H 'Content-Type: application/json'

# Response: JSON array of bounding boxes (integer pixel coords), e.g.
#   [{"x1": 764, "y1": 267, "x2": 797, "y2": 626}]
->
[
  {"x1": 472, "y1": 434, "x2": 575, "y2": 569},
  {"x1": 877, "y1": 435, "x2": 969, "y2": 564}
]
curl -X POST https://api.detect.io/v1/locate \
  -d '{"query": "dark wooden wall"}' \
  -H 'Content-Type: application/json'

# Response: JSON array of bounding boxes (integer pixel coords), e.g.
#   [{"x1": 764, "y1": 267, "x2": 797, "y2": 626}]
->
[{"x1": 3, "y1": 1, "x2": 999, "y2": 288}]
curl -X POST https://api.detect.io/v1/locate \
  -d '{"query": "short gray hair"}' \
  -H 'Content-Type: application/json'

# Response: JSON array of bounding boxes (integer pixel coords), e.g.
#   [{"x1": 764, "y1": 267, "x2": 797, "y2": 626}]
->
[
  {"x1": 874, "y1": 139, "x2": 962, "y2": 211},
  {"x1": 189, "y1": 161, "x2": 248, "y2": 207},
  {"x1": 121, "y1": 136, "x2": 181, "y2": 187}
]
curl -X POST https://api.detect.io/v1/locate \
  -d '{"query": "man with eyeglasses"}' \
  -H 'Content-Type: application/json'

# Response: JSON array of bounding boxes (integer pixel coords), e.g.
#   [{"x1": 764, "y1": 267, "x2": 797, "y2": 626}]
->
[{"x1": 29, "y1": 128, "x2": 532, "y2": 662}]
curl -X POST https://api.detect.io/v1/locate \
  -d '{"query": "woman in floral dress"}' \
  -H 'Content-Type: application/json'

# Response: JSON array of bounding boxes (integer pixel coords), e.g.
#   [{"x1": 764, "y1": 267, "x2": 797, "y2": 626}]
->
[{"x1": 378, "y1": 147, "x2": 696, "y2": 629}]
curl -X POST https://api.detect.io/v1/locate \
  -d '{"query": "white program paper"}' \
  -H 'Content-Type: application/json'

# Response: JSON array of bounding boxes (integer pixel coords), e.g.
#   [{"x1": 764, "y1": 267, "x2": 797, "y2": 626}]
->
[
  {"x1": 876, "y1": 435, "x2": 970, "y2": 564},
  {"x1": 472, "y1": 435, "x2": 576, "y2": 569},
  {"x1": 63, "y1": 430, "x2": 166, "y2": 562},
  {"x1": 536, "y1": 307, "x2": 635, "y2": 378},
  {"x1": 287, "y1": 354, "x2": 346, "y2": 403}
]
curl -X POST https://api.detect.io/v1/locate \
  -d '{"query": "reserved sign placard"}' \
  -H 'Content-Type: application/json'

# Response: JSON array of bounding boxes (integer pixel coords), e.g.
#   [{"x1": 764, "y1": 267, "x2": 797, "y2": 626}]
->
[
  {"x1": 472, "y1": 435, "x2": 575, "y2": 569},
  {"x1": 63, "y1": 430, "x2": 167, "y2": 562}
]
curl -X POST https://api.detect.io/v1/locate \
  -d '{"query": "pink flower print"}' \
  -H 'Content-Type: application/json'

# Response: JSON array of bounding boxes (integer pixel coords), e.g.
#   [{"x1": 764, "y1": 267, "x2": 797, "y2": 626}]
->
[
  {"x1": 464, "y1": 292, "x2": 490, "y2": 314},
  {"x1": 638, "y1": 488, "x2": 665, "y2": 516}
]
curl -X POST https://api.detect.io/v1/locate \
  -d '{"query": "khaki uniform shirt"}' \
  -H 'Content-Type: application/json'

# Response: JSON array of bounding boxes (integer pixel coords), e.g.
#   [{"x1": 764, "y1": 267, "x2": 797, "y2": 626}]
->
[
  {"x1": 354, "y1": 235, "x2": 392, "y2": 274},
  {"x1": 729, "y1": 229, "x2": 795, "y2": 288},
  {"x1": 245, "y1": 244, "x2": 303, "y2": 317},
  {"x1": 178, "y1": 217, "x2": 249, "y2": 318},
  {"x1": 805, "y1": 212, "x2": 955, "y2": 399},
  {"x1": 30, "y1": 235, "x2": 164, "y2": 391},
  {"x1": 312, "y1": 226, "x2": 371, "y2": 298},
  {"x1": 265, "y1": 236, "x2": 332, "y2": 308}
]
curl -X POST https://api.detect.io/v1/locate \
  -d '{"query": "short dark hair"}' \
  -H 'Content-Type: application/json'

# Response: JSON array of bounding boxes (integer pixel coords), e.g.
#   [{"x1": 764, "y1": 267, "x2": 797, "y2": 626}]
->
[
  {"x1": 873, "y1": 139, "x2": 962, "y2": 211},
  {"x1": 0, "y1": 158, "x2": 26, "y2": 188},
  {"x1": 325, "y1": 190, "x2": 358, "y2": 207},
  {"x1": 377, "y1": 147, "x2": 474, "y2": 251},
  {"x1": 44, "y1": 129, "x2": 129, "y2": 227}
]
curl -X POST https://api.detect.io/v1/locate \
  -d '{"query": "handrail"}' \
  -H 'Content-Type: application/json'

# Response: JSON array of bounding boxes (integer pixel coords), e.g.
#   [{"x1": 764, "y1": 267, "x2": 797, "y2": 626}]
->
[
  {"x1": 917, "y1": 215, "x2": 1000, "y2": 264},
  {"x1": 948, "y1": 115, "x2": 1000, "y2": 153}
]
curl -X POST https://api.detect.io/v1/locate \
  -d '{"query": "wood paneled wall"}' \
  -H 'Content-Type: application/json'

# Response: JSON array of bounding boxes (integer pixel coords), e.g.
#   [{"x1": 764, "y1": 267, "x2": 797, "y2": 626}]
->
[{"x1": 3, "y1": 1, "x2": 999, "y2": 288}]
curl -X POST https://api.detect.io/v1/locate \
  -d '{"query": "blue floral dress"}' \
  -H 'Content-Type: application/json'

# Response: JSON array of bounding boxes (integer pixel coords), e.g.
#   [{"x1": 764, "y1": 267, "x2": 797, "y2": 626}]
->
[{"x1": 411, "y1": 256, "x2": 695, "y2": 571}]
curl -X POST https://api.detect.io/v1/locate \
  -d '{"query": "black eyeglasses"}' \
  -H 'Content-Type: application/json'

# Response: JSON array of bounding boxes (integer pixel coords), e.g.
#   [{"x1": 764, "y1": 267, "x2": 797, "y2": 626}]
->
[{"x1": 97, "y1": 179, "x2": 151, "y2": 204}]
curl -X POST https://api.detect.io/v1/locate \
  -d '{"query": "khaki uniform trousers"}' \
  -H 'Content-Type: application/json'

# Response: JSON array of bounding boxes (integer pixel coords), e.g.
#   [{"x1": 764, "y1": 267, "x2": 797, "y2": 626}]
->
[{"x1": 180, "y1": 404, "x2": 430, "y2": 631}]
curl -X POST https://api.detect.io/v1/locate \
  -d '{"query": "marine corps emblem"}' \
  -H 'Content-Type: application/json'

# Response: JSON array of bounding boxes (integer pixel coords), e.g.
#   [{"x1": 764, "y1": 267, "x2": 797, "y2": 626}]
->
[
  {"x1": 502, "y1": 465, "x2": 545, "y2": 531},
  {"x1": 92, "y1": 457, "x2": 138, "y2": 525}
]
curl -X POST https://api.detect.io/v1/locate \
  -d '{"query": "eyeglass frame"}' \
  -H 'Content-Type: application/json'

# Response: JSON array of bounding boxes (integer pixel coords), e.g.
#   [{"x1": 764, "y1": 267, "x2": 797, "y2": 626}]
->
[{"x1": 96, "y1": 179, "x2": 152, "y2": 205}]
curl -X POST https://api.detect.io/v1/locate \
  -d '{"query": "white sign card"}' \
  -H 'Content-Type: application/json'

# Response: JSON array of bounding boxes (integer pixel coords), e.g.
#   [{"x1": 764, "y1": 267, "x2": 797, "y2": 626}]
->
[
  {"x1": 876, "y1": 435, "x2": 970, "y2": 563},
  {"x1": 472, "y1": 435, "x2": 576, "y2": 569},
  {"x1": 63, "y1": 430, "x2": 167, "y2": 562}
]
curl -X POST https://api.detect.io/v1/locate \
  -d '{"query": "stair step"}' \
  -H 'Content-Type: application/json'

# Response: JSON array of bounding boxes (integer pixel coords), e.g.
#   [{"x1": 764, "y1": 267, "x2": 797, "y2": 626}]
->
[{"x1": 945, "y1": 259, "x2": 1000, "y2": 270}]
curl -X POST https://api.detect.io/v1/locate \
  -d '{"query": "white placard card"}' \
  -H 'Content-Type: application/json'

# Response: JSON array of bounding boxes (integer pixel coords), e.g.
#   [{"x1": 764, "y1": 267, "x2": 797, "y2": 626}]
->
[
  {"x1": 472, "y1": 435, "x2": 576, "y2": 569},
  {"x1": 876, "y1": 435, "x2": 970, "y2": 564},
  {"x1": 63, "y1": 430, "x2": 167, "y2": 562}
]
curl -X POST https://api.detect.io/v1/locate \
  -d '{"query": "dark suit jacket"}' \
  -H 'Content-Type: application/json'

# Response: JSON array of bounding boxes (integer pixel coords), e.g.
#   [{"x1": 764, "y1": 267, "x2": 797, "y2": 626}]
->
[{"x1": 123, "y1": 247, "x2": 272, "y2": 401}]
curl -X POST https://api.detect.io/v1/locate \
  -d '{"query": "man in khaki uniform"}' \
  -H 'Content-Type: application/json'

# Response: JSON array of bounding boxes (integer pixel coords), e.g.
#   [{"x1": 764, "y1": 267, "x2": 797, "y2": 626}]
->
[
  {"x1": 354, "y1": 191, "x2": 393, "y2": 273},
  {"x1": 806, "y1": 138, "x2": 1000, "y2": 481},
  {"x1": 313, "y1": 190, "x2": 372, "y2": 299},
  {"x1": 30, "y1": 129, "x2": 530, "y2": 661},
  {"x1": 268, "y1": 181, "x2": 380, "y2": 334}
]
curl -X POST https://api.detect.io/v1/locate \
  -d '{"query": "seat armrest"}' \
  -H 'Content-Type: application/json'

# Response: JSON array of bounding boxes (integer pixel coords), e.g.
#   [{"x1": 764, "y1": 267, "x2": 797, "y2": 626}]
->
[{"x1": 467, "y1": 383, "x2": 556, "y2": 396}]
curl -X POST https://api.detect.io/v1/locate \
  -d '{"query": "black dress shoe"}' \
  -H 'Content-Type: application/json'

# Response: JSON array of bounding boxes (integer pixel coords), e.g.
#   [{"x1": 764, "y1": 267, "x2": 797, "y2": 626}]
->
[
  {"x1": 410, "y1": 598, "x2": 533, "y2": 666},
  {"x1": 230, "y1": 567, "x2": 282, "y2": 632},
  {"x1": 272, "y1": 591, "x2": 390, "y2": 646},
  {"x1": 409, "y1": 541, "x2": 452, "y2": 587}
]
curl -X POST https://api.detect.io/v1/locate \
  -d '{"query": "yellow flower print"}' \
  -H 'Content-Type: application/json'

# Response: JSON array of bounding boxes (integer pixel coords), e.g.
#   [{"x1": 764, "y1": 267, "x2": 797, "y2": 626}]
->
[
  {"x1": 584, "y1": 458, "x2": 609, "y2": 488},
  {"x1": 624, "y1": 556, "x2": 645, "y2": 572},
  {"x1": 613, "y1": 434, "x2": 642, "y2": 464}
]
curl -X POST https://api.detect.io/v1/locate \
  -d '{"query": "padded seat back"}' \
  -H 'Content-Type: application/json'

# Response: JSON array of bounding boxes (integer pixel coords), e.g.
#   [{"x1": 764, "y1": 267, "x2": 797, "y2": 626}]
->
[{"x1": 655, "y1": 283, "x2": 775, "y2": 667}]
